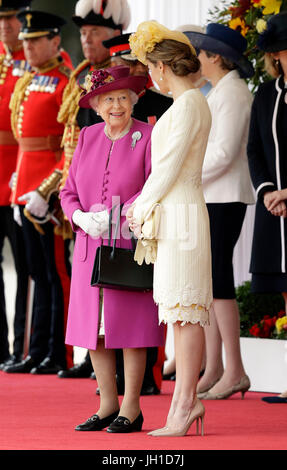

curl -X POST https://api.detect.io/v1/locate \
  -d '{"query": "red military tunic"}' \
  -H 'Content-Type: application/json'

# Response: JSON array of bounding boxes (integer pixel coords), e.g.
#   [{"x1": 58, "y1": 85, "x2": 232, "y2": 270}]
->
[
  {"x1": 9, "y1": 54, "x2": 74, "y2": 369},
  {"x1": 0, "y1": 42, "x2": 27, "y2": 205},
  {"x1": 11, "y1": 55, "x2": 72, "y2": 204}
]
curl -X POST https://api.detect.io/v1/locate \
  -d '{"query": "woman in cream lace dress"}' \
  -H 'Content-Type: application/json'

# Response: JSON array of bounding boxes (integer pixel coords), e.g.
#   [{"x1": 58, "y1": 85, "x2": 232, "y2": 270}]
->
[{"x1": 127, "y1": 21, "x2": 213, "y2": 437}]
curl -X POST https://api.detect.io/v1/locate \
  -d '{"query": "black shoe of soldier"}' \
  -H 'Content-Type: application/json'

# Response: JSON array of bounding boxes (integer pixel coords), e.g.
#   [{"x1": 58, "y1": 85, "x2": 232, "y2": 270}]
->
[
  {"x1": 4, "y1": 355, "x2": 37, "y2": 373},
  {"x1": 30, "y1": 357, "x2": 65, "y2": 374},
  {"x1": 0, "y1": 354, "x2": 22, "y2": 370},
  {"x1": 57, "y1": 359, "x2": 93, "y2": 378}
]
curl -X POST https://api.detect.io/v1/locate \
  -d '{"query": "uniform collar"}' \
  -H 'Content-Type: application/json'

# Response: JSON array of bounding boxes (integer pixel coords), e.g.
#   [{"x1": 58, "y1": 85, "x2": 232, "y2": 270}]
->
[{"x1": 32, "y1": 54, "x2": 62, "y2": 74}]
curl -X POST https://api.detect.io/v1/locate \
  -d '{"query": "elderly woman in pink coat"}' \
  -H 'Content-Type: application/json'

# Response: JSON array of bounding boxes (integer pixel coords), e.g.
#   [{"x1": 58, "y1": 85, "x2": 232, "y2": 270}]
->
[{"x1": 60, "y1": 66, "x2": 164, "y2": 434}]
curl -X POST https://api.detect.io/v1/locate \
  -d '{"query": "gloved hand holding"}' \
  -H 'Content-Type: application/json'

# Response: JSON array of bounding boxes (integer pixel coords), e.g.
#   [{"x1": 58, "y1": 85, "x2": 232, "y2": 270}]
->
[
  {"x1": 18, "y1": 191, "x2": 49, "y2": 218},
  {"x1": 13, "y1": 205, "x2": 22, "y2": 226},
  {"x1": 72, "y1": 209, "x2": 102, "y2": 238},
  {"x1": 92, "y1": 210, "x2": 109, "y2": 236}
]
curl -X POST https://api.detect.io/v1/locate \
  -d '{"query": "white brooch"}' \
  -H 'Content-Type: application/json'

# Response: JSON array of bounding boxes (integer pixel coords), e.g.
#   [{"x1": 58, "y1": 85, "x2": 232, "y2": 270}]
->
[{"x1": 131, "y1": 131, "x2": 142, "y2": 150}]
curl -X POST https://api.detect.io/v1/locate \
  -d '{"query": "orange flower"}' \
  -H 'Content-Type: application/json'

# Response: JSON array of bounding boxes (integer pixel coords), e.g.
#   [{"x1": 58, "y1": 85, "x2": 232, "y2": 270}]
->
[{"x1": 229, "y1": 17, "x2": 249, "y2": 36}]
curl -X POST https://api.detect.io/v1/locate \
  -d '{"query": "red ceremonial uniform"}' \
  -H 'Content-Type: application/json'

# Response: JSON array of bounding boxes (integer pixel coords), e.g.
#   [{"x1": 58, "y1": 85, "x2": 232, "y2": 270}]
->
[
  {"x1": 0, "y1": 43, "x2": 26, "y2": 205},
  {"x1": 9, "y1": 55, "x2": 74, "y2": 370},
  {"x1": 11, "y1": 56, "x2": 70, "y2": 204}
]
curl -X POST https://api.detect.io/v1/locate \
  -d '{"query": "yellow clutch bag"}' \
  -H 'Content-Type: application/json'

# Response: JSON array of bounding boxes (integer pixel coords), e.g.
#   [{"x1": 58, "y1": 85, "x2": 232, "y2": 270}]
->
[{"x1": 134, "y1": 203, "x2": 161, "y2": 265}]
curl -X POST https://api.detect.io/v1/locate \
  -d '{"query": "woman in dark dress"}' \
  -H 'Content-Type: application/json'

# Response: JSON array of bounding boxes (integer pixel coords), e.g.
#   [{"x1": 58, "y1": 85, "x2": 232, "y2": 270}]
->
[{"x1": 247, "y1": 12, "x2": 287, "y2": 307}]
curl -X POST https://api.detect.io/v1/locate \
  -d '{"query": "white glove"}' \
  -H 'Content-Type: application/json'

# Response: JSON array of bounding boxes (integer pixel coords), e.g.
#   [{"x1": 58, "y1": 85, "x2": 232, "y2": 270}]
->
[
  {"x1": 9, "y1": 172, "x2": 17, "y2": 189},
  {"x1": 92, "y1": 210, "x2": 109, "y2": 236},
  {"x1": 18, "y1": 191, "x2": 49, "y2": 218},
  {"x1": 13, "y1": 205, "x2": 22, "y2": 226},
  {"x1": 72, "y1": 209, "x2": 102, "y2": 238}
]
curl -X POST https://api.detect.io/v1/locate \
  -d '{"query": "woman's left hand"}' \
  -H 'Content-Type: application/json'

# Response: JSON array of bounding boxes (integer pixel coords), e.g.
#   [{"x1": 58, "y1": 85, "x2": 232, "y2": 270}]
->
[
  {"x1": 264, "y1": 189, "x2": 287, "y2": 212},
  {"x1": 270, "y1": 201, "x2": 287, "y2": 218}
]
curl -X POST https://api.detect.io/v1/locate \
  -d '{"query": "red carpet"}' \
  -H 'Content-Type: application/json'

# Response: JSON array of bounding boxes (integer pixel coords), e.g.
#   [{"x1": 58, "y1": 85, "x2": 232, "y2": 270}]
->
[{"x1": 0, "y1": 371, "x2": 286, "y2": 451}]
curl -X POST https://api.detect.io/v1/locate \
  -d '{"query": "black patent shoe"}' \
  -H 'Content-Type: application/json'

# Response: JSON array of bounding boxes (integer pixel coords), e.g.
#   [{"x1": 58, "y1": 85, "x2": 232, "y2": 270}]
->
[
  {"x1": 30, "y1": 357, "x2": 64, "y2": 375},
  {"x1": 0, "y1": 354, "x2": 22, "y2": 370},
  {"x1": 3, "y1": 355, "x2": 37, "y2": 373},
  {"x1": 58, "y1": 359, "x2": 93, "y2": 378},
  {"x1": 75, "y1": 410, "x2": 119, "y2": 431},
  {"x1": 107, "y1": 411, "x2": 144, "y2": 433}
]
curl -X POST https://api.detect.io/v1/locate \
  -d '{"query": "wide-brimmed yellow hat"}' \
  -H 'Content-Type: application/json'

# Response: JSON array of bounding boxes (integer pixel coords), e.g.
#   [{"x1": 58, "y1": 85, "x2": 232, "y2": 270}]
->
[{"x1": 129, "y1": 20, "x2": 196, "y2": 65}]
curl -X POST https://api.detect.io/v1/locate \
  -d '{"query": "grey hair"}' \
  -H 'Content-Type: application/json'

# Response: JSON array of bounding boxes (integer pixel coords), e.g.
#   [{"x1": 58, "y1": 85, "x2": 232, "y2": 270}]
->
[{"x1": 128, "y1": 90, "x2": 139, "y2": 106}]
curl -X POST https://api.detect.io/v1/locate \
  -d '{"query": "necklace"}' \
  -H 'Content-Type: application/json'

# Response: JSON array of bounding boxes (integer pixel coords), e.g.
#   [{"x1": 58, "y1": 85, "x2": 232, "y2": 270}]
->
[{"x1": 104, "y1": 118, "x2": 133, "y2": 141}]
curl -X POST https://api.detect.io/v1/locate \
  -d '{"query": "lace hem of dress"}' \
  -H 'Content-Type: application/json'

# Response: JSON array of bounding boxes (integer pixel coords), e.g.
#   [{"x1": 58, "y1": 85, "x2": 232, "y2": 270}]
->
[
  {"x1": 158, "y1": 304, "x2": 209, "y2": 326},
  {"x1": 158, "y1": 303, "x2": 210, "y2": 327},
  {"x1": 154, "y1": 285, "x2": 213, "y2": 310}
]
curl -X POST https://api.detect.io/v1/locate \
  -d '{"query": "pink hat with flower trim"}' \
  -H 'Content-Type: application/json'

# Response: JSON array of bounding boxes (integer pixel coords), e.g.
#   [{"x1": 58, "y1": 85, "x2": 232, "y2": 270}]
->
[{"x1": 79, "y1": 65, "x2": 147, "y2": 108}]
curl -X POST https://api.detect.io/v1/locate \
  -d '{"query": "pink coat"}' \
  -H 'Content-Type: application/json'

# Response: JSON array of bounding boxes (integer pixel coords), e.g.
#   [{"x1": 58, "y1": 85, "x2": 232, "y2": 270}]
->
[{"x1": 60, "y1": 119, "x2": 164, "y2": 350}]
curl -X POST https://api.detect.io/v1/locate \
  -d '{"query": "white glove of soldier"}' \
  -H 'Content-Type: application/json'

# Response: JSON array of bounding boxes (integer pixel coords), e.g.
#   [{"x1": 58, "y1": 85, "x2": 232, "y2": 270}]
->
[
  {"x1": 18, "y1": 191, "x2": 49, "y2": 218},
  {"x1": 13, "y1": 205, "x2": 22, "y2": 226},
  {"x1": 9, "y1": 172, "x2": 17, "y2": 189}
]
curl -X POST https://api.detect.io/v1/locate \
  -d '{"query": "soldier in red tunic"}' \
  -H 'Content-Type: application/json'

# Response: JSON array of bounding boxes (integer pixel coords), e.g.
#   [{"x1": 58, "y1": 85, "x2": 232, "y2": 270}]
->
[
  {"x1": 4, "y1": 10, "x2": 73, "y2": 374},
  {"x1": 0, "y1": 0, "x2": 32, "y2": 370}
]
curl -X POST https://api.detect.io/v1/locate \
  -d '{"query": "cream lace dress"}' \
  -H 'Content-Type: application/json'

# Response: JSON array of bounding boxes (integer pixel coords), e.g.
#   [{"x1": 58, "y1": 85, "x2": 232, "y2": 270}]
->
[{"x1": 133, "y1": 89, "x2": 213, "y2": 326}]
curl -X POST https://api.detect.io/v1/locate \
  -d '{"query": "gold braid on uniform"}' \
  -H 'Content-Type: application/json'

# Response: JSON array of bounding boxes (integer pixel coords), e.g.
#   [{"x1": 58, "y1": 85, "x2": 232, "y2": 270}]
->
[
  {"x1": 57, "y1": 59, "x2": 90, "y2": 188},
  {"x1": 0, "y1": 53, "x2": 5, "y2": 77},
  {"x1": 9, "y1": 56, "x2": 64, "y2": 138},
  {"x1": 37, "y1": 169, "x2": 63, "y2": 202},
  {"x1": 9, "y1": 70, "x2": 34, "y2": 138},
  {"x1": 57, "y1": 57, "x2": 110, "y2": 189},
  {"x1": 36, "y1": 169, "x2": 74, "y2": 240}
]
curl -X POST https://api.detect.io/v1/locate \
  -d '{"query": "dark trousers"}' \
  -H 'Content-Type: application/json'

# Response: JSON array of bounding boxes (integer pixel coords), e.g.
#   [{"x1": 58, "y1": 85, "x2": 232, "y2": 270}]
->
[
  {"x1": 116, "y1": 347, "x2": 162, "y2": 392},
  {"x1": 0, "y1": 206, "x2": 28, "y2": 361},
  {"x1": 19, "y1": 206, "x2": 70, "y2": 366}
]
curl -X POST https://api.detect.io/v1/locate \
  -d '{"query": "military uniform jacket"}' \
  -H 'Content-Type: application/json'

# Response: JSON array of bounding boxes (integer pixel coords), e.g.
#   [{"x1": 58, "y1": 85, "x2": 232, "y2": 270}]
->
[
  {"x1": 0, "y1": 42, "x2": 29, "y2": 205},
  {"x1": 247, "y1": 76, "x2": 287, "y2": 274},
  {"x1": 11, "y1": 56, "x2": 72, "y2": 204},
  {"x1": 133, "y1": 87, "x2": 172, "y2": 124}
]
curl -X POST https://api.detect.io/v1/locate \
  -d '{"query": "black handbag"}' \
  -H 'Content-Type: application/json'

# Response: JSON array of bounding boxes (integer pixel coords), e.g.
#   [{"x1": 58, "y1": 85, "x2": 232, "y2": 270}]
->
[{"x1": 91, "y1": 204, "x2": 153, "y2": 291}]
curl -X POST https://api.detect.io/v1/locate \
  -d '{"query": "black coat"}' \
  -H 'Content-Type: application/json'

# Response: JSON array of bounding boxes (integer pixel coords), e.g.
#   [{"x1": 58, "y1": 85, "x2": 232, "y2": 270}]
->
[
  {"x1": 247, "y1": 75, "x2": 287, "y2": 273},
  {"x1": 133, "y1": 88, "x2": 172, "y2": 123}
]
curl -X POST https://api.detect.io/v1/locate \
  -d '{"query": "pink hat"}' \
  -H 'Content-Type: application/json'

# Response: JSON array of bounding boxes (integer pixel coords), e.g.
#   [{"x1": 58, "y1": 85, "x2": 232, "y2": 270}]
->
[{"x1": 79, "y1": 65, "x2": 147, "y2": 108}]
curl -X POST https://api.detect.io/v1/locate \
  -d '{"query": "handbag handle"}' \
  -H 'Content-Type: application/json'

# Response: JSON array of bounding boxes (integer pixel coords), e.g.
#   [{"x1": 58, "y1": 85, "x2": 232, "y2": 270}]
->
[{"x1": 108, "y1": 204, "x2": 136, "y2": 259}]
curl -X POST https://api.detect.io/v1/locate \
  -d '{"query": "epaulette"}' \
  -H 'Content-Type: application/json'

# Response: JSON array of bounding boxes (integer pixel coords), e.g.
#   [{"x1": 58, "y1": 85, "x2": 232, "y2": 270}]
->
[
  {"x1": 59, "y1": 64, "x2": 72, "y2": 79},
  {"x1": 57, "y1": 59, "x2": 90, "y2": 126}
]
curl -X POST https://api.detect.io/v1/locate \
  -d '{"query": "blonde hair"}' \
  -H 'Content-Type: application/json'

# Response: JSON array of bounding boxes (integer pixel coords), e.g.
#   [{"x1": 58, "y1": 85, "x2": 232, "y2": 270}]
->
[{"x1": 146, "y1": 39, "x2": 200, "y2": 76}]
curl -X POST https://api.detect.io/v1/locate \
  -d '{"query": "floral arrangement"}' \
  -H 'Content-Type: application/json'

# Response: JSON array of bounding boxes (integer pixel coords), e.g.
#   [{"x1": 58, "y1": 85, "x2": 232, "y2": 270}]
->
[
  {"x1": 249, "y1": 310, "x2": 287, "y2": 338},
  {"x1": 208, "y1": 0, "x2": 287, "y2": 91},
  {"x1": 235, "y1": 281, "x2": 287, "y2": 338}
]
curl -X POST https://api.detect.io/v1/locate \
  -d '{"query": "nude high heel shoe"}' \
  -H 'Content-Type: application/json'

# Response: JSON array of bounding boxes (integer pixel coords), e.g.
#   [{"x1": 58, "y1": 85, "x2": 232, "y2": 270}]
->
[
  {"x1": 199, "y1": 375, "x2": 251, "y2": 400},
  {"x1": 148, "y1": 399, "x2": 205, "y2": 437}
]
